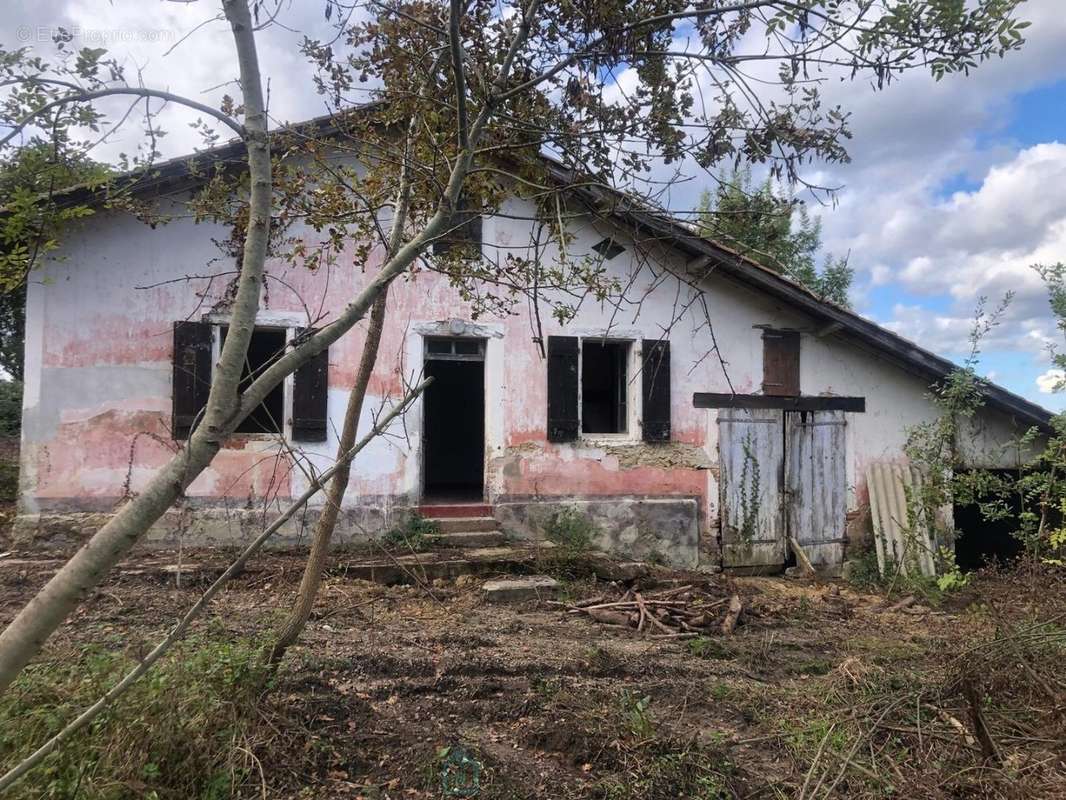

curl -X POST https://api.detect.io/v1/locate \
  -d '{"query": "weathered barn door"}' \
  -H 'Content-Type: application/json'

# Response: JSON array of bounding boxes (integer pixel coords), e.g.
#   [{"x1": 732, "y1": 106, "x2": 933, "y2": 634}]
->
[
  {"x1": 718, "y1": 409, "x2": 786, "y2": 568},
  {"x1": 785, "y1": 411, "x2": 847, "y2": 565}
]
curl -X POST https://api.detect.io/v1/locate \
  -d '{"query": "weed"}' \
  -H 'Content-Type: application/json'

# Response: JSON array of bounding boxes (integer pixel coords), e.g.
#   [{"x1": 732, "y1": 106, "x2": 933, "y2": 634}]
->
[
  {"x1": 596, "y1": 743, "x2": 735, "y2": 800},
  {"x1": 536, "y1": 507, "x2": 599, "y2": 578},
  {"x1": 791, "y1": 658, "x2": 832, "y2": 676},
  {"x1": 686, "y1": 636, "x2": 733, "y2": 660},
  {"x1": 0, "y1": 628, "x2": 273, "y2": 799},
  {"x1": 381, "y1": 513, "x2": 440, "y2": 552},
  {"x1": 781, "y1": 716, "x2": 850, "y2": 760},
  {"x1": 709, "y1": 682, "x2": 732, "y2": 701},
  {"x1": 543, "y1": 507, "x2": 597, "y2": 553},
  {"x1": 619, "y1": 690, "x2": 655, "y2": 739},
  {"x1": 844, "y1": 546, "x2": 885, "y2": 592}
]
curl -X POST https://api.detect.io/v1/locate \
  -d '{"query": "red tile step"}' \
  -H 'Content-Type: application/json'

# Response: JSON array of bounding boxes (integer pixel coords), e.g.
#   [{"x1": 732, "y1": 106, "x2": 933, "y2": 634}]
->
[{"x1": 419, "y1": 503, "x2": 493, "y2": 518}]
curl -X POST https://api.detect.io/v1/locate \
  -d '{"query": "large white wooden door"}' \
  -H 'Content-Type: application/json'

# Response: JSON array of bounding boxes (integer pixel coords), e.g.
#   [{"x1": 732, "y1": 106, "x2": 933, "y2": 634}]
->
[
  {"x1": 785, "y1": 410, "x2": 847, "y2": 565},
  {"x1": 718, "y1": 409, "x2": 786, "y2": 568}
]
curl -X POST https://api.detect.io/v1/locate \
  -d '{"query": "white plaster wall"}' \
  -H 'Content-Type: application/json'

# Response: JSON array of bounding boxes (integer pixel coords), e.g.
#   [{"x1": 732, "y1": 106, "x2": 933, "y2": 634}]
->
[{"x1": 18, "y1": 172, "x2": 1041, "y2": 542}]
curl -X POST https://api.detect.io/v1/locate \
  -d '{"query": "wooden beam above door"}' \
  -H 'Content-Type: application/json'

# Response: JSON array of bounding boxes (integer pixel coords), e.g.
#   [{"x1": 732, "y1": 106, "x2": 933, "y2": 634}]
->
[{"x1": 693, "y1": 393, "x2": 866, "y2": 412}]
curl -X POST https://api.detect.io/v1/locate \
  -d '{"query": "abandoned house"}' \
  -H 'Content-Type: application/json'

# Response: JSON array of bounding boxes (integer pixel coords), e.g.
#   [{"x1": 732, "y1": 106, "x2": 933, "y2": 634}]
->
[{"x1": 13, "y1": 123, "x2": 1053, "y2": 573}]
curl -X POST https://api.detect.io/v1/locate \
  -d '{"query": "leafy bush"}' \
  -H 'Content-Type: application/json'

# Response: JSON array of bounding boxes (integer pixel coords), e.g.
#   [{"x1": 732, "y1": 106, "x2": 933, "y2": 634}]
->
[
  {"x1": 0, "y1": 630, "x2": 273, "y2": 799},
  {"x1": 844, "y1": 546, "x2": 884, "y2": 591},
  {"x1": 0, "y1": 459, "x2": 17, "y2": 503},
  {"x1": 544, "y1": 507, "x2": 596, "y2": 554},
  {"x1": 0, "y1": 380, "x2": 21, "y2": 437},
  {"x1": 381, "y1": 513, "x2": 440, "y2": 552}
]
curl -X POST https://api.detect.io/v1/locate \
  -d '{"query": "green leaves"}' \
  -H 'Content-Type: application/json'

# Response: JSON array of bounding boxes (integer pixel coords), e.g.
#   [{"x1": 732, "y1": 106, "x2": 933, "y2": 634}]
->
[{"x1": 695, "y1": 168, "x2": 853, "y2": 306}]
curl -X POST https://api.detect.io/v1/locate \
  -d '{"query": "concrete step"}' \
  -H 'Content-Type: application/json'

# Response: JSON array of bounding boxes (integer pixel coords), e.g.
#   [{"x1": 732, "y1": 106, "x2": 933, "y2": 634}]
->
[
  {"x1": 482, "y1": 575, "x2": 560, "y2": 603},
  {"x1": 419, "y1": 503, "x2": 493, "y2": 518},
  {"x1": 331, "y1": 544, "x2": 548, "y2": 585},
  {"x1": 429, "y1": 516, "x2": 499, "y2": 534},
  {"x1": 431, "y1": 530, "x2": 507, "y2": 548}
]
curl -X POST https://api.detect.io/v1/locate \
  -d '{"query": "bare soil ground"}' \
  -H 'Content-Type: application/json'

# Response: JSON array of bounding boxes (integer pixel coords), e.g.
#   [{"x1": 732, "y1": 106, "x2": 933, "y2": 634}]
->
[{"x1": 1, "y1": 550, "x2": 1064, "y2": 799}]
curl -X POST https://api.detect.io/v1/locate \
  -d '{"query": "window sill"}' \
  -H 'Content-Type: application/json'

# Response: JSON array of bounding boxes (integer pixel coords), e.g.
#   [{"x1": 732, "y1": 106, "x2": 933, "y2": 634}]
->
[
  {"x1": 221, "y1": 433, "x2": 287, "y2": 450},
  {"x1": 578, "y1": 433, "x2": 642, "y2": 446}
]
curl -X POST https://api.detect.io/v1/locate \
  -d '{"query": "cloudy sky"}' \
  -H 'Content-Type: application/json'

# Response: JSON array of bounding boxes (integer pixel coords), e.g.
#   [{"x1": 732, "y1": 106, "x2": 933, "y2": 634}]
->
[{"x1": 6, "y1": 0, "x2": 1066, "y2": 410}]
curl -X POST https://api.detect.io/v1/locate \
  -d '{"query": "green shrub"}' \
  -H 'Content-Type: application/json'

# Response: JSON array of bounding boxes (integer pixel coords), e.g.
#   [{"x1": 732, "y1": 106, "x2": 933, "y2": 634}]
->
[
  {"x1": 381, "y1": 513, "x2": 440, "y2": 552},
  {"x1": 844, "y1": 546, "x2": 884, "y2": 591},
  {"x1": 544, "y1": 507, "x2": 596, "y2": 554},
  {"x1": 686, "y1": 637, "x2": 733, "y2": 661},
  {"x1": 0, "y1": 380, "x2": 21, "y2": 437},
  {"x1": 0, "y1": 459, "x2": 16, "y2": 503},
  {"x1": 0, "y1": 630, "x2": 273, "y2": 799}
]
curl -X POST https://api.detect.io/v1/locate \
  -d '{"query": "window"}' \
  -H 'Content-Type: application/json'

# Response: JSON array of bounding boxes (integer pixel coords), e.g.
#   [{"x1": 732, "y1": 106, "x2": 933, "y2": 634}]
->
[
  {"x1": 432, "y1": 199, "x2": 482, "y2": 258},
  {"x1": 546, "y1": 335, "x2": 671, "y2": 443},
  {"x1": 592, "y1": 237, "x2": 626, "y2": 260},
  {"x1": 424, "y1": 337, "x2": 485, "y2": 360},
  {"x1": 221, "y1": 326, "x2": 286, "y2": 433},
  {"x1": 761, "y1": 329, "x2": 800, "y2": 396},
  {"x1": 171, "y1": 320, "x2": 329, "y2": 441},
  {"x1": 581, "y1": 340, "x2": 629, "y2": 434}
]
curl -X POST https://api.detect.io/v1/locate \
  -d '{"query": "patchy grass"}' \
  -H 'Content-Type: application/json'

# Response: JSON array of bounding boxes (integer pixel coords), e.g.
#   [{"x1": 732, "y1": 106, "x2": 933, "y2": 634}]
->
[{"x1": 0, "y1": 627, "x2": 273, "y2": 799}]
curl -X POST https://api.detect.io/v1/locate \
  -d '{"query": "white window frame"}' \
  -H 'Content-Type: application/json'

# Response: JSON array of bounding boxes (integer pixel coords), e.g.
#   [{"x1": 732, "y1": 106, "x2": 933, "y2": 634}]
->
[
  {"x1": 576, "y1": 334, "x2": 643, "y2": 443},
  {"x1": 203, "y1": 311, "x2": 302, "y2": 441}
]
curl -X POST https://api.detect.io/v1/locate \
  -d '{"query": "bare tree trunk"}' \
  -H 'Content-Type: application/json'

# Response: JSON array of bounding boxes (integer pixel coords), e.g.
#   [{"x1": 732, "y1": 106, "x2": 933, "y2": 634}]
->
[
  {"x1": 269, "y1": 289, "x2": 389, "y2": 663},
  {"x1": 0, "y1": 0, "x2": 271, "y2": 696},
  {"x1": 0, "y1": 379, "x2": 430, "y2": 794},
  {"x1": 0, "y1": 0, "x2": 534, "y2": 695}
]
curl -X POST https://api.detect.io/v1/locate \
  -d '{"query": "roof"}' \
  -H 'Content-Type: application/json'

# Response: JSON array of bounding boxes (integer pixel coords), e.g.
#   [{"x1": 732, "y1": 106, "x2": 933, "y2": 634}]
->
[{"x1": 54, "y1": 113, "x2": 1055, "y2": 431}]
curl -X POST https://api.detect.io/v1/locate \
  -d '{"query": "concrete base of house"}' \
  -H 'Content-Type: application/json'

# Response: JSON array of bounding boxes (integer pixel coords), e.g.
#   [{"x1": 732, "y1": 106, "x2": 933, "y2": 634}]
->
[
  {"x1": 12, "y1": 495, "x2": 702, "y2": 567},
  {"x1": 494, "y1": 496, "x2": 700, "y2": 568},
  {"x1": 11, "y1": 504, "x2": 403, "y2": 552}
]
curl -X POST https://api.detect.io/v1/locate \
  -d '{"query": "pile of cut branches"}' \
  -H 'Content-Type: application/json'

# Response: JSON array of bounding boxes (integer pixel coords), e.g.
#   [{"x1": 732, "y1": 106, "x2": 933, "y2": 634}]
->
[{"x1": 554, "y1": 585, "x2": 744, "y2": 638}]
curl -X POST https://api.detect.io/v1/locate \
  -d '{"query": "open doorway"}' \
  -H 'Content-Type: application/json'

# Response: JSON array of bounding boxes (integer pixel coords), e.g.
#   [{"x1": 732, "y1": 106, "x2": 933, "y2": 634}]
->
[
  {"x1": 422, "y1": 337, "x2": 485, "y2": 502},
  {"x1": 953, "y1": 469, "x2": 1025, "y2": 570}
]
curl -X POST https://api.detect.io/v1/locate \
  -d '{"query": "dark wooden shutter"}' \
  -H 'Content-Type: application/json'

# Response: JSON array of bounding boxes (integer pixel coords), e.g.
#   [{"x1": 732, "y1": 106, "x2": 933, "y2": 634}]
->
[
  {"x1": 292, "y1": 329, "x2": 329, "y2": 441},
  {"x1": 547, "y1": 335, "x2": 579, "y2": 442},
  {"x1": 642, "y1": 339, "x2": 671, "y2": 442},
  {"x1": 762, "y1": 329, "x2": 800, "y2": 396},
  {"x1": 172, "y1": 320, "x2": 212, "y2": 440}
]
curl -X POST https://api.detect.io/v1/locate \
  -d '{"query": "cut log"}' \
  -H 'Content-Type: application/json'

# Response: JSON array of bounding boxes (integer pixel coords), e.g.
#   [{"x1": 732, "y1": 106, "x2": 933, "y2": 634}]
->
[
  {"x1": 587, "y1": 608, "x2": 631, "y2": 627},
  {"x1": 886, "y1": 595, "x2": 916, "y2": 613},
  {"x1": 721, "y1": 594, "x2": 743, "y2": 635}
]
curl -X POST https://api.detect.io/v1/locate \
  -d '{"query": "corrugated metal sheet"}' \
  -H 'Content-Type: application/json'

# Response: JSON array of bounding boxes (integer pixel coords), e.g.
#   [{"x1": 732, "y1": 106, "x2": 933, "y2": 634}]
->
[
  {"x1": 719, "y1": 409, "x2": 786, "y2": 568},
  {"x1": 866, "y1": 462, "x2": 937, "y2": 577},
  {"x1": 786, "y1": 411, "x2": 847, "y2": 565}
]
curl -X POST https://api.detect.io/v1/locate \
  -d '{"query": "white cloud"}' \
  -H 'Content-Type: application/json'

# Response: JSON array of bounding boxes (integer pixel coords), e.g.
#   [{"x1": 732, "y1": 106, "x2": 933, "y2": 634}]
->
[{"x1": 1037, "y1": 368, "x2": 1065, "y2": 394}]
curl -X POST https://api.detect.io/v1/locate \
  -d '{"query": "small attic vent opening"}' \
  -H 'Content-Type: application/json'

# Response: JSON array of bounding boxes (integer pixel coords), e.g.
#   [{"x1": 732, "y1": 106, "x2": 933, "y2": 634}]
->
[{"x1": 592, "y1": 237, "x2": 625, "y2": 260}]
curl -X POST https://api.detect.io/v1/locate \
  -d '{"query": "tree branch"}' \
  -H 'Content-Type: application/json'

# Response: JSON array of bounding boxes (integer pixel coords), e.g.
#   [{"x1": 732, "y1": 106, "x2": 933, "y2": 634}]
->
[
  {"x1": 0, "y1": 87, "x2": 246, "y2": 149},
  {"x1": 0, "y1": 378, "x2": 431, "y2": 794}
]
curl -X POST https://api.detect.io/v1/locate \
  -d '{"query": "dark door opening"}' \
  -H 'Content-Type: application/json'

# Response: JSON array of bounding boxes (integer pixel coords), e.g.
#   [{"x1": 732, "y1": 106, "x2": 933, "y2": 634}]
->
[
  {"x1": 953, "y1": 469, "x2": 1025, "y2": 570},
  {"x1": 423, "y1": 338, "x2": 485, "y2": 502}
]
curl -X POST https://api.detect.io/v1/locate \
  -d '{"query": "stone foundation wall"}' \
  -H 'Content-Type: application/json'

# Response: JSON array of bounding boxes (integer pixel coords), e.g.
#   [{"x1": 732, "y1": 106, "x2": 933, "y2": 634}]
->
[
  {"x1": 12, "y1": 503, "x2": 414, "y2": 553},
  {"x1": 13, "y1": 495, "x2": 703, "y2": 567},
  {"x1": 494, "y1": 496, "x2": 700, "y2": 568}
]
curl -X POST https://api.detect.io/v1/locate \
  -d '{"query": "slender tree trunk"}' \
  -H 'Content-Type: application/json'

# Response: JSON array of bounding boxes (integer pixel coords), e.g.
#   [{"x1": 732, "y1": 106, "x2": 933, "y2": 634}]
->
[
  {"x1": 0, "y1": 379, "x2": 430, "y2": 794},
  {"x1": 0, "y1": 0, "x2": 532, "y2": 694},
  {"x1": 269, "y1": 288, "x2": 389, "y2": 663},
  {"x1": 0, "y1": 0, "x2": 272, "y2": 696}
]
